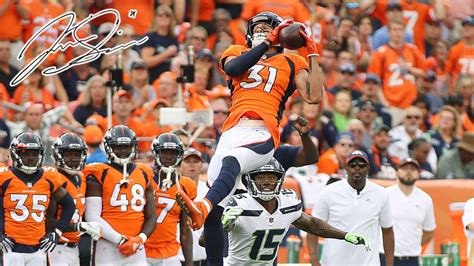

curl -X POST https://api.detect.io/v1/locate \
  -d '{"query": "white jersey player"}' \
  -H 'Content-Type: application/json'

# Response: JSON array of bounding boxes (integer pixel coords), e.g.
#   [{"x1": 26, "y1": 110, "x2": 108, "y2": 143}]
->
[{"x1": 222, "y1": 158, "x2": 372, "y2": 265}]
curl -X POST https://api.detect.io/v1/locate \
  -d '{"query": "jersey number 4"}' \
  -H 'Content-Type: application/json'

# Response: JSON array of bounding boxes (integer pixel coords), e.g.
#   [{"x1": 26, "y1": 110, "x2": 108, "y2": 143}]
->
[
  {"x1": 110, "y1": 184, "x2": 145, "y2": 212},
  {"x1": 249, "y1": 229, "x2": 286, "y2": 261},
  {"x1": 10, "y1": 194, "x2": 47, "y2": 222},
  {"x1": 240, "y1": 65, "x2": 278, "y2": 93}
]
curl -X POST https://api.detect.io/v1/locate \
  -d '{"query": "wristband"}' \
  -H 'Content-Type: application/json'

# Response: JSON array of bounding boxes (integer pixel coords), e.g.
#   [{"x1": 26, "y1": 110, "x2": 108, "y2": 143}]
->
[
  {"x1": 308, "y1": 54, "x2": 320, "y2": 58},
  {"x1": 138, "y1": 233, "x2": 147, "y2": 243}
]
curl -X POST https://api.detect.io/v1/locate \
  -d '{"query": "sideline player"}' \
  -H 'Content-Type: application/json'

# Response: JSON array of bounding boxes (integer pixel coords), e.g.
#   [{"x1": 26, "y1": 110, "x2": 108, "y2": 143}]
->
[
  {"x1": 146, "y1": 133, "x2": 196, "y2": 266},
  {"x1": 84, "y1": 125, "x2": 157, "y2": 265},
  {"x1": 47, "y1": 132, "x2": 102, "y2": 265},
  {"x1": 176, "y1": 9, "x2": 323, "y2": 236},
  {"x1": 0, "y1": 132, "x2": 76, "y2": 265},
  {"x1": 222, "y1": 158, "x2": 370, "y2": 265}
]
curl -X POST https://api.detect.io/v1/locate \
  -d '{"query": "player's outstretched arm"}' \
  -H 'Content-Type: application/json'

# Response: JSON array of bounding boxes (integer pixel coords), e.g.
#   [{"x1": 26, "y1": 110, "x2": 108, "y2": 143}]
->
[
  {"x1": 291, "y1": 116, "x2": 320, "y2": 166},
  {"x1": 293, "y1": 213, "x2": 371, "y2": 250},
  {"x1": 180, "y1": 211, "x2": 193, "y2": 266},
  {"x1": 85, "y1": 175, "x2": 123, "y2": 244}
]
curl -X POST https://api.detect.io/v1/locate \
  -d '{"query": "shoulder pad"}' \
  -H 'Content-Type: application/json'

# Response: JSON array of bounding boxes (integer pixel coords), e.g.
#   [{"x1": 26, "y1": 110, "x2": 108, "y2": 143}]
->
[
  {"x1": 42, "y1": 166, "x2": 57, "y2": 172},
  {"x1": 280, "y1": 189, "x2": 300, "y2": 201}
]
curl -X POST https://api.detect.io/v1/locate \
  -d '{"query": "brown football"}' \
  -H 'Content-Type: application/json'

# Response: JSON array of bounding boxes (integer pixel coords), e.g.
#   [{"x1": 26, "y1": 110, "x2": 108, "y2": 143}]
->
[{"x1": 279, "y1": 22, "x2": 306, "y2": 50}]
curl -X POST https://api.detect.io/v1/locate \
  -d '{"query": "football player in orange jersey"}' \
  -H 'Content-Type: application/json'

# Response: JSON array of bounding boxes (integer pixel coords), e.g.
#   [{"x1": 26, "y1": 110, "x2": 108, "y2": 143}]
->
[
  {"x1": 145, "y1": 133, "x2": 196, "y2": 266},
  {"x1": 0, "y1": 132, "x2": 75, "y2": 265},
  {"x1": 175, "y1": 11, "x2": 324, "y2": 265},
  {"x1": 84, "y1": 125, "x2": 156, "y2": 265},
  {"x1": 47, "y1": 132, "x2": 102, "y2": 265}
]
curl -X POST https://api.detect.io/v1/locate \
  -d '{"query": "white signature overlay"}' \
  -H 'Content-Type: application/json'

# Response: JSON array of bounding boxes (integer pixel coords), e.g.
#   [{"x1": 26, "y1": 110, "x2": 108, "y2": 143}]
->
[{"x1": 10, "y1": 9, "x2": 149, "y2": 87}]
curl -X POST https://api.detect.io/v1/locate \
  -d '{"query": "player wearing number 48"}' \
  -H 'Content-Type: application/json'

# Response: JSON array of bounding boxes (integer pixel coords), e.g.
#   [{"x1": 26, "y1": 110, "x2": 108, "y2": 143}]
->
[
  {"x1": 223, "y1": 158, "x2": 370, "y2": 265},
  {"x1": 145, "y1": 133, "x2": 197, "y2": 266},
  {"x1": 0, "y1": 132, "x2": 76, "y2": 265},
  {"x1": 84, "y1": 125, "x2": 157, "y2": 265}
]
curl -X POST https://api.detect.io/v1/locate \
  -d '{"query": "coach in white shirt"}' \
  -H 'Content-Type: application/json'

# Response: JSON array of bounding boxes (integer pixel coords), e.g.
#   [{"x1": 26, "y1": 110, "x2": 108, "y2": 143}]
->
[
  {"x1": 382, "y1": 158, "x2": 436, "y2": 266},
  {"x1": 462, "y1": 198, "x2": 474, "y2": 261},
  {"x1": 308, "y1": 150, "x2": 394, "y2": 266}
]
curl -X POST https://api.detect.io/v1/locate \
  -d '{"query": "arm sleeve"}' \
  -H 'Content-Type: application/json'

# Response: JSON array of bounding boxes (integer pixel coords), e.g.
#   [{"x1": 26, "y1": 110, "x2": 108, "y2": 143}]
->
[
  {"x1": 85, "y1": 196, "x2": 122, "y2": 244},
  {"x1": 56, "y1": 193, "x2": 76, "y2": 232},
  {"x1": 222, "y1": 42, "x2": 270, "y2": 77},
  {"x1": 422, "y1": 197, "x2": 436, "y2": 231}
]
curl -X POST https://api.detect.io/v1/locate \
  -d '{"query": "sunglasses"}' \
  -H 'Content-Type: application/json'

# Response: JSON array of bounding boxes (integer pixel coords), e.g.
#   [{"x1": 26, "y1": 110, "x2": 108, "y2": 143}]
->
[
  {"x1": 340, "y1": 70, "x2": 355, "y2": 75},
  {"x1": 346, "y1": 2, "x2": 361, "y2": 9},
  {"x1": 340, "y1": 143, "x2": 355, "y2": 148},
  {"x1": 214, "y1": 110, "x2": 229, "y2": 115},
  {"x1": 348, "y1": 161, "x2": 368, "y2": 168},
  {"x1": 406, "y1": 115, "x2": 421, "y2": 120}
]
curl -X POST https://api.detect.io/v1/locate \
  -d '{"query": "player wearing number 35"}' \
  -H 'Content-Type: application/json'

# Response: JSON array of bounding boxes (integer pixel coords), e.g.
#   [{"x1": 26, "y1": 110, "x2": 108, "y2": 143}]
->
[
  {"x1": 145, "y1": 133, "x2": 197, "y2": 266},
  {"x1": 84, "y1": 125, "x2": 157, "y2": 265},
  {"x1": 176, "y1": 11, "x2": 324, "y2": 264}
]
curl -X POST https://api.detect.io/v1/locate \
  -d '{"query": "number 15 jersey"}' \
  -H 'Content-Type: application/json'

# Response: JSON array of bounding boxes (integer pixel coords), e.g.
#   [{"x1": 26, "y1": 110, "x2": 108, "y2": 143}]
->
[
  {"x1": 219, "y1": 45, "x2": 309, "y2": 147},
  {"x1": 225, "y1": 189, "x2": 302, "y2": 266}
]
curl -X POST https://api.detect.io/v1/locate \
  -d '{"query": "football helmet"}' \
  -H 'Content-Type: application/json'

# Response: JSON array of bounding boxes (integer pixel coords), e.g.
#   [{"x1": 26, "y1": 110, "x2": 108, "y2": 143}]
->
[
  {"x1": 151, "y1": 132, "x2": 184, "y2": 168},
  {"x1": 244, "y1": 158, "x2": 285, "y2": 201},
  {"x1": 10, "y1": 132, "x2": 44, "y2": 174},
  {"x1": 103, "y1": 125, "x2": 138, "y2": 165},
  {"x1": 52, "y1": 132, "x2": 88, "y2": 172},
  {"x1": 245, "y1": 11, "x2": 283, "y2": 48}
]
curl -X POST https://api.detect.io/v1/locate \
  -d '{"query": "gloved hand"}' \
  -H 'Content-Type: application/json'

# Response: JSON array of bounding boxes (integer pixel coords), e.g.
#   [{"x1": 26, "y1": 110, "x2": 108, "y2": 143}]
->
[
  {"x1": 0, "y1": 234, "x2": 14, "y2": 253},
  {"x1": 344, "y1": 233, "x2": 371, "y2": 251},
  {"x1": 117, "y1": 234, "x2": 146, "y2": 256},
  {"x1": 266, "y1": 19, "x2": 294, "y2": 45},
  {"x1": 222, "y1": 206, "x2": 244, "y2": 231},
  {"x1": 76, "y1": 221, "x2": 102, "y2": 241},
  {"x1": 299, "y1": 24, "x2": 319, "y2": 56},
  {"x1": 40, "y1": 229, "x2": 62, "y2": 252}
]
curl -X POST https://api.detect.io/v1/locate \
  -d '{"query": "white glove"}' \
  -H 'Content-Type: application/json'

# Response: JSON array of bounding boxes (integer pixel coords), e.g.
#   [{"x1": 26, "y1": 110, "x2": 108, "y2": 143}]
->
[
  {"x1": 221, "y1": 206, "x2": 244, "y2": 232},
  {"x1": 0, "y1": 234, "x2": 14, "y2": 253},
  {"x1": 76, "y1": 221, "x2": 102, "y2": 241}
]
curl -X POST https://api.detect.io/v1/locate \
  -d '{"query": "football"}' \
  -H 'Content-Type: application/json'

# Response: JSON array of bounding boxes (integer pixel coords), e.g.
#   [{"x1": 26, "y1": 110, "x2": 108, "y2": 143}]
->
[{"x1": 279, "y1": 22, "x2": 306, "y2": 50}]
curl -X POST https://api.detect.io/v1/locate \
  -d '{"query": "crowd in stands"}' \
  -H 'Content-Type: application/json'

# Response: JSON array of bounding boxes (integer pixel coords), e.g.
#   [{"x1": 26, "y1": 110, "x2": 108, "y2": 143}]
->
[{"x1": 0, "y1": 0, "x2": 472, "y2": 189}]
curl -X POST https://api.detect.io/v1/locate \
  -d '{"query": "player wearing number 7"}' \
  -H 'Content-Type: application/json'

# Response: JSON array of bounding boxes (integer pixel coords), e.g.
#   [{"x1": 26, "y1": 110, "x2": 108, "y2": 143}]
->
[
  {"x1": 145, "y1": 133, "x2": 197, "y2": 266},
  {"x1": 223, "y1": 158, "x2": 371, "y2": 265},
  {"x1": 84, "y1": 125, "x2": 157, "y2": 265},
  {"x1": 176, "y1": 10, "x2": 323, "y2": 235},
  {"x1": 0, "y1": 132, "x2": 76, "y2": 265}
]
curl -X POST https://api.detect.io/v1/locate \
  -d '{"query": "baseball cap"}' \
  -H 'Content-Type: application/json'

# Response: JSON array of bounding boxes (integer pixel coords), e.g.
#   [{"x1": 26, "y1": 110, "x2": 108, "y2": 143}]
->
[
  {"x1": 150, "y1": 99, "x2": 170, "y2": 109},
  {"x1": 131, "y1": 60, "x2": 148, "y2": 70},
  {"x1": 98, "y1": 22, "x2": 114, "y2": 35},
  {"x1": 208, "y1": 85, "x2": 231, "y2": 100},
  {"x1": 347, "y1": 150, "x2": 369, "y2": 164},
  {"x1": 196, "y1": 49, "x2": 214, "y2": 61},
  {"x1": 462, "y1": 16, "x2": 474, "y2": 26},
  {"x1": 339, "y1": 63, "x2": 356, "y2": 74},
  {"x1": 374, "y1": 124, "x2": 390, "y2": 134},
  {"x1": 183, "y1": 148, "x2": 203, "y2": 161},
  {"x1": 83, "y1": 125, "x2": 104, "y2": 145},
  {"x1": 398, "y1": 158, "x2": 420, "y2": 170},
  {"x1": 365, "y1": 73, "x2": 381, "y2": 84},
  {"x1": 335, "y1": 131, "x2": 355, "y2": 143},
  {"x1": 360, "y1": 100, "x2": 376, "y2": 111},
  {"x1": 114, "y1": 89, "x2": 133, "y2": 99},
  {"x1": 387, "y1": 1, "x2": 402, "y2": 11}
]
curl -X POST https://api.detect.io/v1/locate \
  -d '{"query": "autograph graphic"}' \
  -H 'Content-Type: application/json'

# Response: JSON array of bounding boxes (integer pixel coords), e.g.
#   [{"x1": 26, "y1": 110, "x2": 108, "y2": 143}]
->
[{"x1": 10, "y1": 9, "x2": 149, "y2": 87}]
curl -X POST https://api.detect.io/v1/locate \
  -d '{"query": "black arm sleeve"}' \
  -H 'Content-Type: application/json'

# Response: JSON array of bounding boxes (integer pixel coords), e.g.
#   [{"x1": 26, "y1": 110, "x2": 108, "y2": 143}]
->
[
  {"x1": 56, "y1": 193, "x2": 75, "y2": 232},
  {"x1": 223, "y1": 42, "x2": 270, "y2": 77}
]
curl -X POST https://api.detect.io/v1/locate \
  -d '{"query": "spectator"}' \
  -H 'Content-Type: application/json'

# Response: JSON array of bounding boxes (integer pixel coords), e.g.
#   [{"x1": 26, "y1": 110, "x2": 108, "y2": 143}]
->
[
  {"x1": 309, "y1": 150, "x2": 394, "y2": 266},
  {"x1": 72, "y1": 75, "x2": 107, "y2": 125},
  {"x1": 173, "y1": 129, "x2": 191, "y2": 148},
  {"x1": 425, "y1": 106, "x2": 461, "y2": 159},
  {"x1": 408, "y1": 138, "x2": 435, "y2": 179},
  {"x1": 331, "y1": 90, "x2": 353, "y2": 133},
  {"x1": 116, "y1": 25, "x2": 141, "y2": 73},
  {"x1": 419, "y1": 71, "x2": 444, "y2": 114},
  {"x1": 425, "y1": 21, "x2": 443, "y2": 57},
  {"x1": 355, "y1": 100, "x2": 379, "y2": 145},
  {"x1": 444, "y1": 92, "x2": 474, "y2": 133},
  {"x1": 328, "y1": 63, "x2": 362, "y2": 101},
  {"x1": 388, "y1": 106, "x2": 437, "y2": 172},
  {"x1": 412, "y1": 97, "x2": 432, "y2": 132},
  {"x1": 456, "y1": 75, "x2": 474, "y2": 122},
  {"x1": 424, "y1": 40, "x2": 450, "y2": 95},
  {"x1": 317, "y1": 131, "x2": 355, "y2": 176},
  {"x1": 0, "y1": 0, "x2": 28, "y2": 69},
  {"x1": 59, "y1": 46, "x2": 96, "y2": 101},
  {"x1": 354, "y1": 15, "x2": 374, "y2": 62},
  {"x1": 332, "y1": 16, "x2": 357, "y2": 53},
  {"x1": 128, "y1": 61, "x2": 156, "y2": 109},
  {"x1": 369, "y1": 19, "x2": 425, "y2": 125},
  {"x1": 319, "y1": 45, "x2": 339, "y2": 89},
  {"x1": 436, "y1": 132, "x2": 474, "y2": 179},
  {"x1": 347, "y1": 119, "x2": 370, "y2": 150},
  {"x1": 13, "y1": 68, "x2": 55, "y2": 108},
  {"x1": 141, "y1": 4, "x2": 179, "y2": 83},
  {"x1": 83, "y1": 125, "x2": 107, "y2": 164},
  {"x1": 208, "y1": 8, "x2": 245, "y2": 51},
  {"x1": 383, "y1": 158, "x2": 436, "y2": 265},
  {"x1": 371, "y1": 2, "x2": 414, "y2": 51},
  {"x1": 367, "y1": 124, "x2": 399, "y2": 179},
  {"x1": 178, "y1": 148, "x2": 207, "y2": 265},
  {"x1": 353, "y1": 74, "x2": 392, "y2": 127},
  {"x1": 0, "y1": 40, "x2": 19, "y2": 96},
  {"x1": 209, "y1": 97, "x2": 229, "y2": 141},
  {"x1": 155, "y1": 71, "x2": 179, "y2": 104},
  {"x1": 140, "y1": 99, "x2": 173, "y2": 155},
  {"x1": 107, "y1": 0, "x2": 154, "y2": 36}
]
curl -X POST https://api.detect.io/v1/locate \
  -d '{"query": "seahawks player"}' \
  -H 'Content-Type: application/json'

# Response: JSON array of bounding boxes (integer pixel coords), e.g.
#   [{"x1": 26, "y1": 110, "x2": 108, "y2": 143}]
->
[{"x1": 222, "y1": 158, "x2": 370, "y2": 265}]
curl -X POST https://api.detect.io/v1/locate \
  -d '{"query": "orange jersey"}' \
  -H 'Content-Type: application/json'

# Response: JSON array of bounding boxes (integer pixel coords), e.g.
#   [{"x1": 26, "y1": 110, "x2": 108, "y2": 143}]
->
[
  {"x1": 400, "y1": 0, "x2": 435, "y2": 54},
  {"x1": 368, "y1": 44, "x2": 425, "y2": 108},
  {"x1": 446, "y1": 40, "x2": 474, "y2": 83},
  {"x1": 83, "y1": 162, "x2": 153, "y2": 236},
  {"x1": 21, "y1": 0, "x2": 65, "y2": 46},
  {"x1": 240, "y1": 0, "x2": 310, "y2": 22},
  {"x1": 55, "y1": 171, "x2": 86, "y2": 244},
  {"x1": 0, "y1": 0, "x2": 23, "y2": 40},
  {"x1": 219, "y1": 45, "x2": 309, "y2": 147},
  {"x1": 317, "y1": 148, "x2": 340, "y2": 175},
  {"x1": 13, "y1": 85, "x2": 56, "y2": 107},
  {"x1": 146, "y1": 175, "x2": 197, "y2": 258},
  {"x1": 111, "y1": 0, "x2": 154, "y2": 36},
  {"x1": 0, "y1": 166, "x2": 63, "y2": 246}
]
